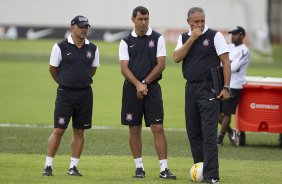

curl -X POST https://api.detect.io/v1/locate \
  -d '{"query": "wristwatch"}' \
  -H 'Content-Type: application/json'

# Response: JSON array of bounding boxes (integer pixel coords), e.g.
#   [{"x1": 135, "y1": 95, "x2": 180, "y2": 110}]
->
[
  {"x1": 141, "y1": 80, "x2": 148, "y2": 85},
  {"x1": 223, "y1": 85, "x2": 231, "y2": 93}
]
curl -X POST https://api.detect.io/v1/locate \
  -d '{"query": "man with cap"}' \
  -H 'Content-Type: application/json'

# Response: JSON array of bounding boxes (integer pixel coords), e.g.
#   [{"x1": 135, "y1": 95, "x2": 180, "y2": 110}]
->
[
  {"x1": 217, "y1": 26, "x2": 250, "y2": 145},
  {"x1": 42, "y1": 15, "x2": 99, "y2": 176}
]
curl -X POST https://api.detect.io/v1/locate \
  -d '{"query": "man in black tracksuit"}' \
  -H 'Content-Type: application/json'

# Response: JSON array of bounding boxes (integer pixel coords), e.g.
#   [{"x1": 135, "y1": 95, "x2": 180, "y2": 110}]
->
[{"x1": 173, "y1": 7, "x2": 231, "y2": 184}]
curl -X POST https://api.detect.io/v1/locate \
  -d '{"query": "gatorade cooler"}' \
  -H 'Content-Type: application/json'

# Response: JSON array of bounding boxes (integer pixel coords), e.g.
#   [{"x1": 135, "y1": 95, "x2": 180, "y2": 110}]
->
[{"x1": 235, "y1": 76, "x2": 282, "y2": 146}]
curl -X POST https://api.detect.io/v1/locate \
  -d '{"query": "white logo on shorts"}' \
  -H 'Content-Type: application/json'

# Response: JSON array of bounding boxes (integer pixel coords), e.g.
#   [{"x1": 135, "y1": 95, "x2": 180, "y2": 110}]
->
[
  {"x1": 126, "y1": 113, "x2": 133, "y2": 121},
  {"x1": 58, "y1": 117, "x2": 65, "y2": 125}
]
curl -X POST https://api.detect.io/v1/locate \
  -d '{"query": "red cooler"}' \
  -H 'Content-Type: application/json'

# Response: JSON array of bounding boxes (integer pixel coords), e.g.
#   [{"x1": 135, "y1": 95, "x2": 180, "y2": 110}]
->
[{"x1": 235, "y1": 76, "x2": 282, "y2": 146}]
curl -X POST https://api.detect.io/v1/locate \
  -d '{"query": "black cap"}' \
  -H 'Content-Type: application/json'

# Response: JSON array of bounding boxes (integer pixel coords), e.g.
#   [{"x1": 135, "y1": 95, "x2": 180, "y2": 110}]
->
[
  {"x1": 71, "y1": 15, "x2": 90, "y2": 27},
  {"x1": 228, "y1": 26, "x2": 245, "y2": 35}
]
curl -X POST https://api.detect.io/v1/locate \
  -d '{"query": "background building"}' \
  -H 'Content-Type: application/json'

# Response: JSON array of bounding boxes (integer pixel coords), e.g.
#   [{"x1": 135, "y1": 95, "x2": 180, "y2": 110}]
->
[{"x1": 0, "y1": 0, "x2": 281, "y2": 50}]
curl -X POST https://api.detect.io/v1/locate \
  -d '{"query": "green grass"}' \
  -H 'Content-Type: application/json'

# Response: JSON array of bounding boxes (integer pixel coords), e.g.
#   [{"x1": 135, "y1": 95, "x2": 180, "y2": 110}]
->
[
  {"x1": 0, "y1": 127, "x2": 282, "y2": 183},
  {"x1": 0, "y1": 39, "x2": 282, "y2": 183},
  {"x1": 0, "y1": 39, "x2": 282, "y2": 126},
  {"x1": 1, "y1": 153, "x2": 281, "y2": 184},
  {"x1": 0, "y1": 60, "x2": 185, "y2": 127},
  {"x1": 1, "y1": 127, "x2": 281, "y2": 159}
]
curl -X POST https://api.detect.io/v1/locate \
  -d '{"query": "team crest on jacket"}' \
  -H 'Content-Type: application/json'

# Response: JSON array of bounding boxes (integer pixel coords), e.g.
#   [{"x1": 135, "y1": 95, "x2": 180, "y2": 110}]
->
[
  {"x1": 126, "y1": 113, "x2": 133, "y2": 121},
  {"x1": 86, "y1": 51, "x2": 92, "y2": 59},
  {"x1": 58, "y1": 117, "x2": 65, "y2": 125},
  {"x1": 202, "y1": 39, "x2": 210, "y2": 46},
  {"x1": 148, "y1": 40, "x2": 155, "y2": 48}
]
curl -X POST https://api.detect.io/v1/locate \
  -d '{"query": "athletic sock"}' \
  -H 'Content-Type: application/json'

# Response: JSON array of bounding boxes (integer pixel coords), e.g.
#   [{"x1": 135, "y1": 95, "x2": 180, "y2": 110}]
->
[
  {"x1": 69, "y1": 157, "x2": 79, "y2": 169},
  {"x1": 134, "y1": 157, "x2": 144, "y2": 170},
  {"x1": 45, "y1": 156, "x2": 54, "y2": 167},
  {"x1": 159, "y1": 159, "x2": 168, "y2": 172}
]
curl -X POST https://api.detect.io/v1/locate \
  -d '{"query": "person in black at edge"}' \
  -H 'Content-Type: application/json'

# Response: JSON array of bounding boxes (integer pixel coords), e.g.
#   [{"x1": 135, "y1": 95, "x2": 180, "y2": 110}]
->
[
  {"x1": 173, "y1": 7, "x2": 231, "y2": 184},
  {"x1": 119, "y1": 6, "x2": 176, "y2": 179},
  {"x1": 42, "y1": 15, "x2": 100, "y2": 177}
]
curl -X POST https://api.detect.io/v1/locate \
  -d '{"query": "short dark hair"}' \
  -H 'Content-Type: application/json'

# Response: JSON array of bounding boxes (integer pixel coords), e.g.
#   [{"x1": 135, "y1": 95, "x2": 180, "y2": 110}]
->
[
  {"x1": 132, "y1": 6, "x2": 149, "y2": 18},
  {"x1": 187, "y1": 7, "x2": 205, "y2": 19}
]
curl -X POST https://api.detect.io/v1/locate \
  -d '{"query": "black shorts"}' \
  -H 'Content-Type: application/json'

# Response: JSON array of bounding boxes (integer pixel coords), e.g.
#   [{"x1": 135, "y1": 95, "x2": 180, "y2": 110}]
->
[
  {"x1": 54, "y1": 86, "x2": 93, "y2": 129},
  {"x1": 221, "y1": 88, "x2": 242, "y2": 115},
  {"x1": 121, "y1": 81, "x2": 164, "y2": 127}
]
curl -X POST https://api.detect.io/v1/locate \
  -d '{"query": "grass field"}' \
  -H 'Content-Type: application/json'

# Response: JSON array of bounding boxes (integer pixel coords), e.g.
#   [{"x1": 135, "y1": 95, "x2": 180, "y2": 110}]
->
[
  {"x1": 1, "y1": 126, "x2": 282, "y2": 184},
  {"x1": 0, "y1": 40, "x2": 282, "y2": 126},
  {"x1": 2, "y1": 153, "x2": 281, "y2": 184},
  {"x1": 0, "y1": 39, "x2": 282, "y2": 183}
]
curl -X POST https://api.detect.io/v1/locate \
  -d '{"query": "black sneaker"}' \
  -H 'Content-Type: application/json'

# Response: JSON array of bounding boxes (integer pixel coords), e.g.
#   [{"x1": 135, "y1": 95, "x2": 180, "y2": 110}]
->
[
  {"x1": 228, "y1": 129, "x2": 237, "y2": 146},
  {"x1": 217, "y1": 139, "x2": 223, "y2": 146},
  {"x1": 68, "y1": 166, "x2": 82, "y2": 176},
  {"x1": 217, "y1": 134, "x2": 224, "y2": 146},
  {"x1": 134, "y1": 167, "x2": 145, "y2": 178},
  {"x1": 205, "y1": 178, "x2": 220, "y2": 183},
  {"x1": 217, "y1": 137, "x2": 224, "y2": 146},
  {"x1": 159, "y1": 168, "x2": 176, "y2": 179},
  {"x1": 42, "y1": 166, "x2": 53, "y2": 176}
]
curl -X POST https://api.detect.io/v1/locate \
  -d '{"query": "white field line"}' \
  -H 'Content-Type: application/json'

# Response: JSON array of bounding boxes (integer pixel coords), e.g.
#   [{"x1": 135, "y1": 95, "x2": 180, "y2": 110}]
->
[
  {"x1": 0, "y1": 123, "x2": 278, "y2": 135},
  {"x1": 0, "y1": 123, "x2": 186, "y2": 132}
]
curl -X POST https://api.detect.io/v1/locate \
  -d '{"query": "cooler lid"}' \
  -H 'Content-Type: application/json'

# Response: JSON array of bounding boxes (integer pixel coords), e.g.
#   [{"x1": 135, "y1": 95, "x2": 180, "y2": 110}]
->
[{"x1": 245, "y1": 76, "x2": 282, "y2": 86}]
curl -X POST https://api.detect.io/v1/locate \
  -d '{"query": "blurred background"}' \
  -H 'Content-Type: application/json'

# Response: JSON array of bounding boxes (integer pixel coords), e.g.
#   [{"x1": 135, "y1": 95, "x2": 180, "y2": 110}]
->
[
  {"x1": 0, "y1": 0, "x2": 281, "y2": 51},
  {"x1": 0, "y1": 0, "x2": 281, "y2": 126},
  {"x1": 0, "y1": 2, "x2": 281, "y2": 183}
]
